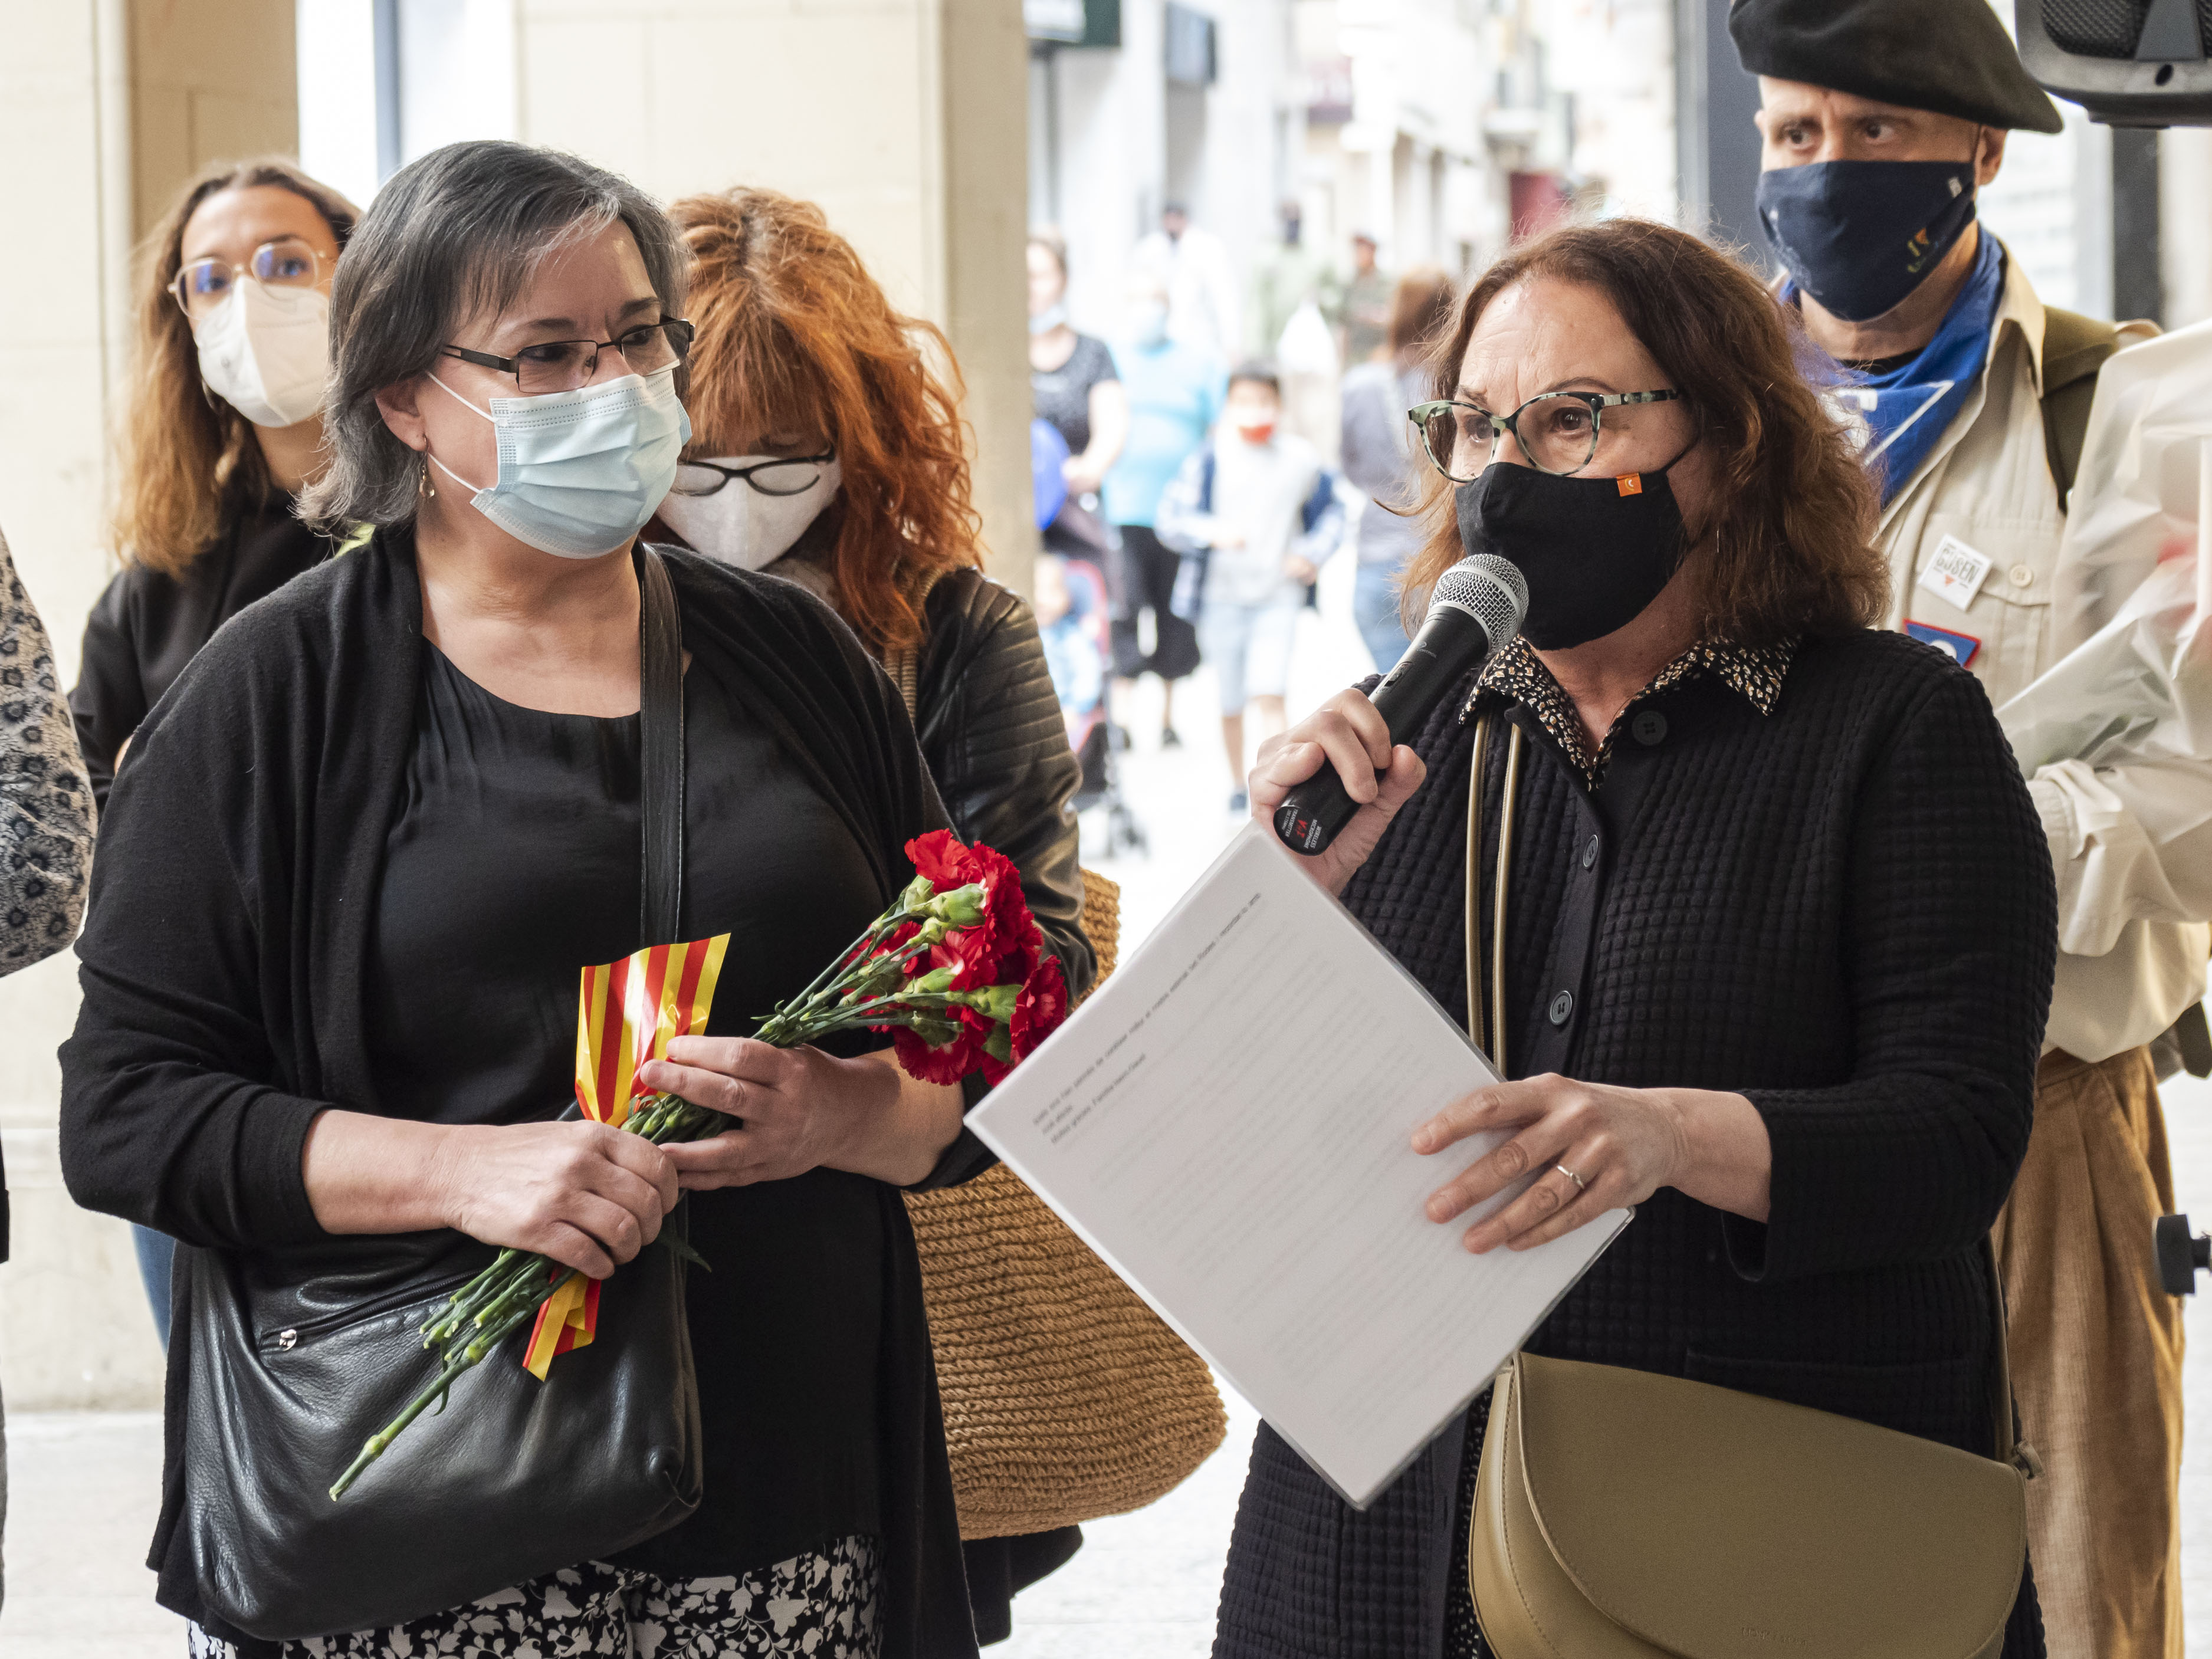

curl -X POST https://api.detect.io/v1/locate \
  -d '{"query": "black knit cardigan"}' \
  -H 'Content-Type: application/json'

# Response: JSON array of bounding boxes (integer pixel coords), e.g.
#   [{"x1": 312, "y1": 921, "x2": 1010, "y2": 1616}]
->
[
  {"x1": 58, "y1": 531, "x2": 982, "y2": 1658},
  {"x1": 1212, "y1": 628, "x2": 2056, "y2": 1658}
]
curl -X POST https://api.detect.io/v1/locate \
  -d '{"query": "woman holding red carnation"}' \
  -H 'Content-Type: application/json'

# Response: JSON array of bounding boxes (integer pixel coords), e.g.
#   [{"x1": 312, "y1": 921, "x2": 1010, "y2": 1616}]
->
[{"x1": 651, "y1": 185, "x2": 1097, "y2": 1638}]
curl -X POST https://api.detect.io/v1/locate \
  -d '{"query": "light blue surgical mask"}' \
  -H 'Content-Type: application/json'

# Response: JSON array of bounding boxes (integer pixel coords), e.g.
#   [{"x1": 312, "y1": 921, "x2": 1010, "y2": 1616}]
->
[{"x1": 426, "y1": 366, "x2": 693, "y2": 558}]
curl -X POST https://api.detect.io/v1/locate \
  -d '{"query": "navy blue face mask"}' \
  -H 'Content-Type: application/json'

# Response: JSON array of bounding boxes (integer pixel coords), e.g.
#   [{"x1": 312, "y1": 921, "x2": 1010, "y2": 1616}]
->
[{"x1": 1755, "y1": 159, "x2": 1978, "y2": 324}]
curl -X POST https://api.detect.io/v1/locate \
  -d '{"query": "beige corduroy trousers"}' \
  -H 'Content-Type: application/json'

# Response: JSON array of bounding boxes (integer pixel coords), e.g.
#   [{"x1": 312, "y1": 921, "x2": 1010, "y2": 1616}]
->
[{"x1": 1993, "y1": 1047, "x2": 2185, "y2": 1659}]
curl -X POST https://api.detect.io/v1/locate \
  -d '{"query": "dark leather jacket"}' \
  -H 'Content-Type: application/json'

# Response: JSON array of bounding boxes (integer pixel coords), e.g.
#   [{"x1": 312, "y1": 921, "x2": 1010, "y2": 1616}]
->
[
  {"x1": 759, "y1": 546, "x2": 1095, "y2": 997},
  {"x1": 910, "y1": 566, "x2": 1095, "y2": 997}
]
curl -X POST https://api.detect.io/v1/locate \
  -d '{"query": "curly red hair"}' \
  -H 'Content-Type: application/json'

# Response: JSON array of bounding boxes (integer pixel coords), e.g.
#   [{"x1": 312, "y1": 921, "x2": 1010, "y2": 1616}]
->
[{"x1": 667, "y1": 187, "x2": 982, "y2": 655}]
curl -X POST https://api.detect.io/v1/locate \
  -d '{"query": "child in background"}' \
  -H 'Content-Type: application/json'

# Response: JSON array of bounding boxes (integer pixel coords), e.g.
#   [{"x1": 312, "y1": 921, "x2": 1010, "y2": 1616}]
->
[
  {"x1": 1156, "y1": 363, "x2": 1344, "y2": 811},
  {"x1": 1033, "y1": 551, "x2": 1105, "y2": 744}
]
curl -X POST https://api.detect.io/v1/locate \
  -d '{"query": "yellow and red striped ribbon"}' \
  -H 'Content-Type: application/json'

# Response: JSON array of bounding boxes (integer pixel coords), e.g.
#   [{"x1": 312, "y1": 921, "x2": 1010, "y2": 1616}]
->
[{"x1": 523, "y1": 932, "x2": 731, "y2": 1380}]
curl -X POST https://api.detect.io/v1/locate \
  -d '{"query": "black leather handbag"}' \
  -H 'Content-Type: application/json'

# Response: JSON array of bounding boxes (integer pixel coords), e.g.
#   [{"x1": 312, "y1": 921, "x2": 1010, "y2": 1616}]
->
[{"x1": 183, "y1": 548, "x2": 704, "y2": 1640}]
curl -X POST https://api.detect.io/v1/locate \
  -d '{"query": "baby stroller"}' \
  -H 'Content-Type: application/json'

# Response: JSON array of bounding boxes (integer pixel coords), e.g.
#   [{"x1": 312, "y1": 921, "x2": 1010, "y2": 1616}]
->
[{"x1": 1037, "y1": 549, "x2": 1147, "y2": 858}]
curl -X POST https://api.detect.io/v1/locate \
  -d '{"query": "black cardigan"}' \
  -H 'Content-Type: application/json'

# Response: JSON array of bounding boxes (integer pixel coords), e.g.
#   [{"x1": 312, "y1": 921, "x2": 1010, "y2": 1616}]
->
[
  {"x1": 1213, "y1": 628, "x2": 2056, "y2": 1658},
  {"x1": 58, "y1": 530, "x2": 980, "y2": 1657}
]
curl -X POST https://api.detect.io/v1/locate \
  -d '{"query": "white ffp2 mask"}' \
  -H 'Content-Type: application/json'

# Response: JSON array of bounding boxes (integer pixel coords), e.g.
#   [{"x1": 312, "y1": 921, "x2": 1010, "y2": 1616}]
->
[
  {"x1": 193, "y1": 282, "x2": 332, "y2": 429},
  {"x1": 654, "y1": 456, "x2": 843, "y2": 571}
]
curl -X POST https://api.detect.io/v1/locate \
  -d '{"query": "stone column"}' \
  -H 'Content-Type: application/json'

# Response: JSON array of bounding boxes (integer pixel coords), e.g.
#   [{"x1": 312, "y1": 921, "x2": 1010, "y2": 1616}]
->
[
  {"x1": 0, "y1": 0, "x2": 297, "y2": 1412},
  {"x1": 514, "y1": 0, "x2": 1036, "y2": 593}
]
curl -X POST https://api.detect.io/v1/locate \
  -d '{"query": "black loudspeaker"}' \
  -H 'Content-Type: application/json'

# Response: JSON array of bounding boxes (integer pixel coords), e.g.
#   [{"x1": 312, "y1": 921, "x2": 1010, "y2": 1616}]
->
[{"x1": 2019, "y1": 0, "x2": 2212, "y2": 123}]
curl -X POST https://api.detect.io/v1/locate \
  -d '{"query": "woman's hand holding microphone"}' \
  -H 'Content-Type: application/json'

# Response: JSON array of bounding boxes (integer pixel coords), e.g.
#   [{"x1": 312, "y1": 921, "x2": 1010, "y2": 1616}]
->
[{"x1": 1249, "y1": 688, "x2": 1427, "y2": 896}]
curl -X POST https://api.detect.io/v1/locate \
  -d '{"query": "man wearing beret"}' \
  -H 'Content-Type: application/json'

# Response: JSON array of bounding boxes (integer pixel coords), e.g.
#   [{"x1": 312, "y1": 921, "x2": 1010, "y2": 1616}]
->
[{"x1": 1732, "y1": 4, "x2": 2194, "y2": 1655}]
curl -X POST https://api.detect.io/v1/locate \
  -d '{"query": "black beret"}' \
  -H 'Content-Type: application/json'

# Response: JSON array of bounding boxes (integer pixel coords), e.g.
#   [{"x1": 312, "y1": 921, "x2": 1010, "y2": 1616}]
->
[{"x1": 1730, "y1": 0, "x2": 2064, "y2": 133}]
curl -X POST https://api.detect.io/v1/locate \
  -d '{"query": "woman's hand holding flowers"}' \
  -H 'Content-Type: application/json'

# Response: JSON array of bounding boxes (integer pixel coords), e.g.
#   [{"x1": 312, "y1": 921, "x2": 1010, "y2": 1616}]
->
[
  {"x1": 303, "y1": 1111, "x2": 678, "y2": 1282},
  {"x1": 640, "y1": 1042, "x2": 963, "y2": 1190},
  {"x1": 437, "y1": 1118, "x2": 678, "y2": 1280}
]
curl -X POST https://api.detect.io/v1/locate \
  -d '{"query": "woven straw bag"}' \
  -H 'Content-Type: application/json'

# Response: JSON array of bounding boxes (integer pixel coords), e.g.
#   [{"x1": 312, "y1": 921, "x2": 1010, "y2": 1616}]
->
[{"x1": 904, "y1": 869, "x2": 1228, "y2": 1538}]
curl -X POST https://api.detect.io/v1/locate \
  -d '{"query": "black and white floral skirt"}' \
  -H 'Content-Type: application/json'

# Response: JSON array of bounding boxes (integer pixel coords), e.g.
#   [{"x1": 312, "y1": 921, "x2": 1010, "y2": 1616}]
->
[{"x1": 188, "y1": 1534, "x2": 881, "y2": 1658}]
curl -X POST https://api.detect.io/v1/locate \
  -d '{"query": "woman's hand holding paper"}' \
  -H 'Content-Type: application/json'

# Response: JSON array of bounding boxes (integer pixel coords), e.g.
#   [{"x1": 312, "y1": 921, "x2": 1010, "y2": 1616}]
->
[
  {"x1": 1412, "y1": 1075, "x2": 1773, "y2": 1253},
  {"x1": 1250, "y1": 688, "x2": 1426, "y2": 895}
]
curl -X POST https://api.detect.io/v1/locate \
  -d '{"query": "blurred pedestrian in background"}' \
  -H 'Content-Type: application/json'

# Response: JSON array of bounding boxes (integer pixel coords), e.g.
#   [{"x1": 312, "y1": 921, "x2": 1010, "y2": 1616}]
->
[
  {"x1": 1026, "y1": 230, "x2": 1126, "y2": 566},
  {"x1": 1222, "y1": 214, "x2": 2052, "y2": 1659},
  {"x1": 1155, "y1": 363, "x2": 1343, "y2": 812},
  {"x1": 0, "y1": 520, "x2": 97, "y2": 1618},
  {"x1": 68, "y1": 157, "x2": 358, "y2": 1352},
  {"x1": 1340, "y1": 231, "x2": 1393, "y2": 367},
  {"x1": 1105, "y1": 270, "x2": 1225, "y2": 750},
  {"x1": 1248, "y1": 201, "x2": 1341, "y2": 362},
  {"x1": 1252, "y1": 202, "x2": 1345, "y2": 463},
  {"x1": 1737, "y1": 4, "x2": 2203, "y2": 1651},
  {"x1": 63, "y1": 138, "x2": 983, "y2": 1659},
  {"x1": 1134, "y1": 201, "x2": 1240, "y2": 357},
  {"x1": 1340, "y1": 264, "x2": 1456, "y2": 669}
]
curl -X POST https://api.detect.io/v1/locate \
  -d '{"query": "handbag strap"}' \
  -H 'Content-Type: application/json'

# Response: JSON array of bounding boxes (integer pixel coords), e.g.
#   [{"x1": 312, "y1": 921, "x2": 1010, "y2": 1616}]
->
[
  {"x1": 1462, "y1": 713, "x2": 1524, "y2": 1075},
  {"x1": 638, "y1": 547, "x2": 684, "y2": 944},
  {"x1": 1462, "y1": 707, "x2": 2039, "y2": 1480}
]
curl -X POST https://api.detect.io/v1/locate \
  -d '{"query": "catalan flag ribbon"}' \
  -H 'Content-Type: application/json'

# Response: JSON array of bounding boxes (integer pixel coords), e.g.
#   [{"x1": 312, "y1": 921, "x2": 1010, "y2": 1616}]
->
[{"x1": 521, "y1": 933, "x2": 731, "y2": 1379}]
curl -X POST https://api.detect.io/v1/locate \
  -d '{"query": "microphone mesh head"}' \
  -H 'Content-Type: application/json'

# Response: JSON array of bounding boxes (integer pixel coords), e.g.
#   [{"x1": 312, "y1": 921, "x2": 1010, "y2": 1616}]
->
[{"x1": 1429, "y1": 554, "x2": 1528, "y2": 648}]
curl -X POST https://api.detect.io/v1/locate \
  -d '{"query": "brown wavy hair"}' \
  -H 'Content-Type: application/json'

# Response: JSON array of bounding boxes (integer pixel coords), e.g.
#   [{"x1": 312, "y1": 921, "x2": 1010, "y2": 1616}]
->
[
  {"x1": 666, "y1": 187, "x2": 983, "y2": 655},
  {"x1": 1404, "y1": 219, "x2": 1884, "y2": 648},
  {"x1": 112, "y1": 159, "x2": 359, "y2": 577}
]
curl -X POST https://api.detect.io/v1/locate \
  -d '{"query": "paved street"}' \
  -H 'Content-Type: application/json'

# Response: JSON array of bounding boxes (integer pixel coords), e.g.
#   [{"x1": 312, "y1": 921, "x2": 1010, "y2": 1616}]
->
[{"x1": 8, "y1": 557, "x2": 2212, "y2": 1654}]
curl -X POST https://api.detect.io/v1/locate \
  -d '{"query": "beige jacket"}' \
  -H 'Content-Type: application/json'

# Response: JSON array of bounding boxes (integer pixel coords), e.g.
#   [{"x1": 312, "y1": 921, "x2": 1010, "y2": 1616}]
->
[{"x1": 1874, "y1": 244, "x2": 2207, "y2": 1062}]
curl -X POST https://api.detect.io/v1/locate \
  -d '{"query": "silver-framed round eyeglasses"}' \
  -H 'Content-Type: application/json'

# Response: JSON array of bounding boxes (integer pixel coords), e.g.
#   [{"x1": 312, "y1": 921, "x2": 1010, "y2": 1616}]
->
[
  {"x1": 172, "y1": 235, "x2": 330, "y2": 320},
  {"x1": 1409, "y1": 389, "x2": 1683, "y2": 481},
  {"x1": 668, "y1": 451, "x2": 836, "y2": 500}
]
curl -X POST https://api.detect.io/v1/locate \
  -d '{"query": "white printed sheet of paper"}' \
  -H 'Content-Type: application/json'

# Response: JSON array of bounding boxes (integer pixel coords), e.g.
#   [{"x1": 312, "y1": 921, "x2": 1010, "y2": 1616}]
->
[{"x1": 969, "y1": 823, "x2": 1629, "y2": 1508}]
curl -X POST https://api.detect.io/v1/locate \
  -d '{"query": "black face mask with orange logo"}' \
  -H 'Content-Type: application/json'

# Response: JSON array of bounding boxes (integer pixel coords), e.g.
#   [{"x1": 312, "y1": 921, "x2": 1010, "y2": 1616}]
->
[{"x1": 1453, "y1": 454, "x2": 1689, "y2": 651}]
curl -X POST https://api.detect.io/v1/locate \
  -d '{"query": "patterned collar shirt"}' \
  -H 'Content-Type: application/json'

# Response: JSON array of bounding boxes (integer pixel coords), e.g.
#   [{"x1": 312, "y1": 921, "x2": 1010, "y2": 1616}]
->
[{"x1": 1465, "y1": 633, "x2": 1796, "y2": 790}]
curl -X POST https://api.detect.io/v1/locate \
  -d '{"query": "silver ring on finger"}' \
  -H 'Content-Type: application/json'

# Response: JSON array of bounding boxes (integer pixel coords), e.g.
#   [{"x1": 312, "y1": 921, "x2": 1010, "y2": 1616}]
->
[{"x1": 1555, "y1": 1163, "x2": 1587, "y2": 1194}]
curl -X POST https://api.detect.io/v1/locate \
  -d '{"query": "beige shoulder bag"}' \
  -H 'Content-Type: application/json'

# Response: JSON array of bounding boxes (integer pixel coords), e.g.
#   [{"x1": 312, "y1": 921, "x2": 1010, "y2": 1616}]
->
[
  {"x1": 888, "y1": 609, "x2": 1226, "y2": 1539},
  {"x1": 1459, "y1": 712, "x2": 2037, "y2": 1659}
]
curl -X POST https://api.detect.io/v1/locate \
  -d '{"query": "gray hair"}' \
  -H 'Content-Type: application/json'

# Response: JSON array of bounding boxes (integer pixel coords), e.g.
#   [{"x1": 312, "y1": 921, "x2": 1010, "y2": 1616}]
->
[{"x1": 301, "y1": 140, "x2": 689, "y2": 530}]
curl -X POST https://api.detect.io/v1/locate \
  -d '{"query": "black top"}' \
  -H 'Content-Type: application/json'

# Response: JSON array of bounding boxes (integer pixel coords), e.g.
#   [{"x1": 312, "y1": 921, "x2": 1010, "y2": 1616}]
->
[
  {"x1": 1728, "y1": 0, "x2": 2062, "y2": 133},
  {"x1": 71, "y1": 502, "x2": 330, "y2": 811},
  {"x1": 1213, "y1": 628, "x2": 2055, "y2": 1659},
  {"x1": 372, "y1": 642, "x2": 891, "y2": 1572},
  {"x1": 1030, "y1": 334, "x2": 1117, "y2": 458},
  {"x1": 58, "y1": 533, "x2": 980, "y2": 1658}
]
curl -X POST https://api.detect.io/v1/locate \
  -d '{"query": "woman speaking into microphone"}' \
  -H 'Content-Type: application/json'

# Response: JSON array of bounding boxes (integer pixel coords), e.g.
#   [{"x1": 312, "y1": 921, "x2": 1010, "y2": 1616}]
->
[{"x1": 1218, "y1": 218, "x2": 2057, "y2": 1655}]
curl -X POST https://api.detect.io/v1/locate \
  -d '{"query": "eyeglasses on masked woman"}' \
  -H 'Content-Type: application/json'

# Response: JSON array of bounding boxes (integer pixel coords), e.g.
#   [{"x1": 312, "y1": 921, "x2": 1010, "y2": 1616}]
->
[
  {"x1": 668, "y1": 451, "x2": 838, "y2": 501},
  {"x1": 1409, "y1": 388, "x2": 1683, "y2": 481},
  {"x1": 172, "y1": 236, "x2": 330, "y2": 320},
  {"x1": 440, "y1": 317, "x2": 697, "y2": 397}
]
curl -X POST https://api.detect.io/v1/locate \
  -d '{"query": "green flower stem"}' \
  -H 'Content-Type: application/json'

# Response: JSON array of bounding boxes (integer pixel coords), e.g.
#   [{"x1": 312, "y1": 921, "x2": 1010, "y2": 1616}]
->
[
  {"x1": 420, "y1": 1248, "x2": 522, "y2": 1346},
  {"x1": 330, "y1": 1295, "x2": 545, "y2": 1500}
]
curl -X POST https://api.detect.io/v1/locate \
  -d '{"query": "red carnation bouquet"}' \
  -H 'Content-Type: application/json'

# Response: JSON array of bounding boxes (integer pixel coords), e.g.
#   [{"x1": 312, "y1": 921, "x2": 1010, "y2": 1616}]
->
[{"x1": 330, "y1": 831, "x2": 1068, "y2": 1499}]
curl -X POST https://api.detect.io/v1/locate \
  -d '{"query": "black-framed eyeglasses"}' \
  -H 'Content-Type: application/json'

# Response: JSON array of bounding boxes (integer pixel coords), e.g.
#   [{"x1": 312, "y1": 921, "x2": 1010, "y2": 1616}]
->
[
  {"x1": 1409, "y1": 389, "x2": 1683, "y2": 481},
  {"x1": 441, "y1": 318, "x2": 695, "y2": 396},
  {"x1": 669, "y1": 451, "x2": 837, "y2": 500}
]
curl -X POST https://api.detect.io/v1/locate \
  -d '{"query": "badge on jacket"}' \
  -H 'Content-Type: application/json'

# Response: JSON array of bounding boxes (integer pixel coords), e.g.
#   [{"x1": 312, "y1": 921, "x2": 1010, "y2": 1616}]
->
[
  {"x1": 1915, "y1": 534, "x2": 1993, "y2": 610},
  {"x1": 1905, "y1": 619, "x2": 1981, "y2": 668}
]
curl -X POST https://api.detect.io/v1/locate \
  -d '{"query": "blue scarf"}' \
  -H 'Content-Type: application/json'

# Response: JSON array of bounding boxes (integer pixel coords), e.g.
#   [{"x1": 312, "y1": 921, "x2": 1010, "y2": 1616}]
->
[{"x1": 1786, "y1": 233, "x2": 2005, "y2": 505}]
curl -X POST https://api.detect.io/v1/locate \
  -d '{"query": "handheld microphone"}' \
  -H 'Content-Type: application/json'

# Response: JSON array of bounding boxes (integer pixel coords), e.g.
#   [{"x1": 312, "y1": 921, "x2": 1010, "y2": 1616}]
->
[{"x1": 1272, "y1": 554, "x2": 1527, "y2": 856}]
